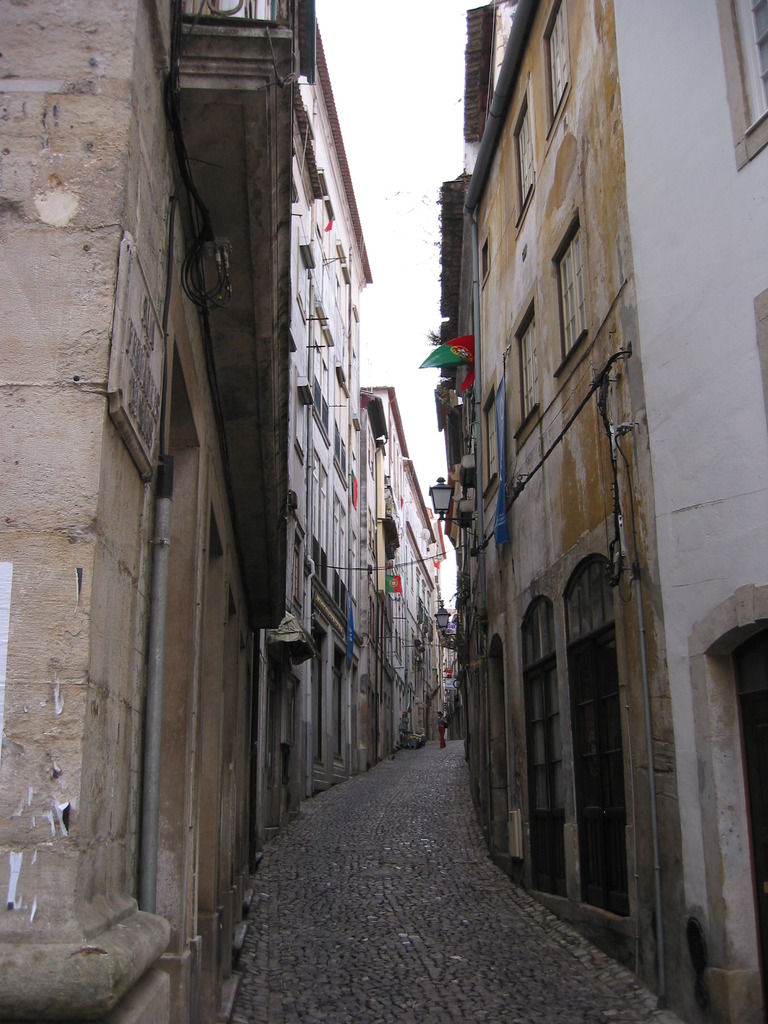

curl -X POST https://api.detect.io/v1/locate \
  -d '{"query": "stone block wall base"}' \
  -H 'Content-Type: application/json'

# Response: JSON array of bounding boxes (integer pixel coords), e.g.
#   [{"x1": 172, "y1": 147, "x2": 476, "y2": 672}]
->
[
  {"x1": 219, "y1": 889, "x2": 235, "y2": 980},
  {"x1": 708, "y1": 966, "x2": 764, "y2": 1024},
  {"x1": 197, "y1": 912, "x2": 221, "y2": 1024},
  {"x1": 102, "y1": 968, "x2": 170, "y2": 1024},
  {"x1": 0, "y1": 908, "x2": 169, "y2": 1021},
  {"x1": 158, "y1": 946, "x2": 194, "y2": 1024}
]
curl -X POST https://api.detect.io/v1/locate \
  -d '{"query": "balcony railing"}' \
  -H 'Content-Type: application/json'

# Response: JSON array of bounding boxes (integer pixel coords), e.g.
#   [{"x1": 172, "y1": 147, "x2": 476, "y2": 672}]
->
[{"x1": 183, "y1": 0, "x2": 282, "y2": 22}]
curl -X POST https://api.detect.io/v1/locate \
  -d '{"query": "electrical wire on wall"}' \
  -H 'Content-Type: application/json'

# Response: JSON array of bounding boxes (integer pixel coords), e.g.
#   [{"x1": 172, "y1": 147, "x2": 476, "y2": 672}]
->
[
  {"x1": 167, "y1": 2, "x2": 232, "y2": 309},
  {"x1": 164, "y1": 0, "x2": 256, "y2": 620},
  {"x1": 597, "y1": 368, "x2": 642, "y2": 598}
]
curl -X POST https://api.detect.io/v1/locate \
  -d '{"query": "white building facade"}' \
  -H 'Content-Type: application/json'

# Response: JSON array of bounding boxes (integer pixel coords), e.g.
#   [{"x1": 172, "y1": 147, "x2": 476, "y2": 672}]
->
[{"x1": 614, "y1": 3, "x2": 768, "y2": 1019}]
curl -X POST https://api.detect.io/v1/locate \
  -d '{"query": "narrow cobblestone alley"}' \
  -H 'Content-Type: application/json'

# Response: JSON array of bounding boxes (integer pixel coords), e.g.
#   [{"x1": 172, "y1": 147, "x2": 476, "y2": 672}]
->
[{"x1": 232, "y1": 742, "x2": 685, "y2": 1024}]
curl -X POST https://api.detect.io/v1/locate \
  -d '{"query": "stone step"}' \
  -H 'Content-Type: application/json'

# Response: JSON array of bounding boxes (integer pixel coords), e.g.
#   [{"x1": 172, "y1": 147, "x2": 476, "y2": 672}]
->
[
  {"x1": 216, "y1": 973, "x2": 241, "y2": 1023},
  {"x1": 233, "y1": 921, "x2": 248, "y2": 958},
  {"x1": 242, "y1": 888, "x2": 253, "y2": 915}
]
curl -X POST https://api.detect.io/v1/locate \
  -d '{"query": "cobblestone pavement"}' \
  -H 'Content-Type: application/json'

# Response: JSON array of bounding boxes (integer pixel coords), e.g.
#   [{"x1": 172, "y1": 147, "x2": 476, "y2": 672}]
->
[{"x1": 232, "y1": 740, "x2": 685, "y2": 1024}]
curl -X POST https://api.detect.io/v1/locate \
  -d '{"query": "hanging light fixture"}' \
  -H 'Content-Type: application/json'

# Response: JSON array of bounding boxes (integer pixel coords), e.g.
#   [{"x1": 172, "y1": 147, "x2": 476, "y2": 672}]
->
[
  {"x1": 429, "y1": 477, "x2": 453, "y2": 522},
  {"x1": 435, "y1": 602, "x2": 450, "y2": 632}
]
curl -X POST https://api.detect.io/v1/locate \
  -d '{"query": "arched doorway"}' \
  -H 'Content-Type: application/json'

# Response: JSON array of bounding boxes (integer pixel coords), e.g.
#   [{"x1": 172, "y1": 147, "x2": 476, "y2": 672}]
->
[
  {"x1": 523, "y1": 598, "x2": 565, "y2": 895},
  {"x1": 734, "y1": 630, "x2": 768, "y2": 1013},
  {"x1": 488, "y1": 634, "x2": 508, "y2": 855},
  {"x1": 566, "y1": 558, "x2": 629, "y2": 915}
]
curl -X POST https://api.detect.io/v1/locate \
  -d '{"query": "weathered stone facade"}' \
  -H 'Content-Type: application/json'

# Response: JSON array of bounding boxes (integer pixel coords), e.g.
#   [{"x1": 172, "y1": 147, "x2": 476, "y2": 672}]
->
[
  {"x1": 439, "y1": 2, "x2": 768, "y2": 1023},
  {"x1": 0, "y1": 1, "x2": 295, "y2": 1019}
]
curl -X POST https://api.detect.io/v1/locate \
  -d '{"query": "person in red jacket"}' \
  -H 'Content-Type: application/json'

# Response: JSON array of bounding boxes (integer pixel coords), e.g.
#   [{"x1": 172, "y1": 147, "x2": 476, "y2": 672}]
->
[{"x1": 437, "y1": 712, "x2": 447, "y2": 748}]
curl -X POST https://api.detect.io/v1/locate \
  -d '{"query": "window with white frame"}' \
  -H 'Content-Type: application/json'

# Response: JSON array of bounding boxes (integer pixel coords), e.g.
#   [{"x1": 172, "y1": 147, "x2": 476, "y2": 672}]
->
[
  {"x1": 319, "y1": 465, "x2": 328, "y2": 556},
  {"x1": 333, "y1": 494, "x2": 340, "y2": 566},
  {"x1": 547, "y1": 2, "x2": 568, "y2": 117},
  {"x1": 484, "y1": 391, "x2": 498, "y2": 482},
  {"x1": 519, "y1": 315, "x2": 539, "y2": 418},
  {"x1": 340, "y1": 507, "x2": 346, "y2": 575},
  {"x1": 293, "y1": 535, "x2": 302, "y2": 607},
  {"x1": 516, "y1": 100, "x2": 534, "y2": 207},
  {"x1": 717, "y1": 0, "x2": 768, "y2": 163},
  {"x1": 350, "y1": 530, "x2": 357, "y2": 602},
  {"x1": 558, "y1": 228, "x2": 586, "y2": 354},
  {"x1": 738, "y1": 0, "x2": 768, "y2": 120}
]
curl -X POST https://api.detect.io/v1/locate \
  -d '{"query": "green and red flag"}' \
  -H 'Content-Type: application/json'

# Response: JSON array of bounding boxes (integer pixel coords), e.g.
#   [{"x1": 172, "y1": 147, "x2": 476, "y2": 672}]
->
[
  {"x1": 385, "y1": 574, "x2": 402, "y2": 595},
  {"x1": 419, "y1": 335, "x2": 475, "y2": 392}
]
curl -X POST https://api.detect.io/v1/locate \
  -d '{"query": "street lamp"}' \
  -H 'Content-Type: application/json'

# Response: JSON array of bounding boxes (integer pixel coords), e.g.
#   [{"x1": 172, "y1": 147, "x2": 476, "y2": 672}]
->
[
  {"x1": 435, "y1": 602, "x2": 450, "y2": 632},
  {"x1": 429, "y1": 477, "x2": 453, "y2": 522}
]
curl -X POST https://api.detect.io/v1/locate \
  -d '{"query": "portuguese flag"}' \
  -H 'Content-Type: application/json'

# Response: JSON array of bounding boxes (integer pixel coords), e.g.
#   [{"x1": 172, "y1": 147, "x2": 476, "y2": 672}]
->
[
  {"x1": 419, "y1": 335, "x2": 475, "y2": 392},
  {"x1": 385, "y1": 574, "x2": 402, "y2": 595}
]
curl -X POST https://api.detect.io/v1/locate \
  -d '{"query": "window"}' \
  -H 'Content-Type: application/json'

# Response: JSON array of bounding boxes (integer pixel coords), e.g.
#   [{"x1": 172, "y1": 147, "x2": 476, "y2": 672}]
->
[
  {"x1": 516, "y1": 100, "x2": 534, "y2": 207},
  {"x1": 481, "y1": 237, "x2": 490, "y2": 280},
  {"x1": 717, "y1": 0, "x2": 768, "y2": 162},
  {"x1": 332, "y1": 494, "x2": 340, "y2": 566},
  {"x1": 350, "y1": 530, "x2": 357, "y2": 602},
  {"x1": 285, "y1": 678, "x2": 296, "y2": 745},
  {"x1": 523, "y1": 599, "x2": 565, "y2": 896},
  {"x1": 293, "y1": 535, "x2": 302, "y2": 607},
  {"x1": 566, "y1": 558, "x2": 629, "y2": 915},
  {"x1": 558, "y1": 228, "x2": 586, "y2": 354},
  {"x1": 739, "y1": 0, "x2": 768, "y2": 120},
  {"x1": 340, "y1": 508, "x2": 346, "y2": 574},
  {"x1": 484, "y1": 391, "x2": 498, "y2": 482},
  {"x1": 317, "y1": 355, "x2": 329, "y2": 434},
  {"x1": 334, "y1": 422, "x2": 347, "y2": 475},
  {"x1": 547, "y1": 2, "x2": 568, "y2": 118},
  {"x1": 318, "y1": 464, "x2": 328, "y2": 580},
  {"x1": 312, "y1": 641, "x2": 323, "y2": 762},
  {"x1": 519, "y1": 315, "x2": 539, "y2": 418},
  {"x1": 333, "y1": 651, "x2": 343, "y2": 759}
]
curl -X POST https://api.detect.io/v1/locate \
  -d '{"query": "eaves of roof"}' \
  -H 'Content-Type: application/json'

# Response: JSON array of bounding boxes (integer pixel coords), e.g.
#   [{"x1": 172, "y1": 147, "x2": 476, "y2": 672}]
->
[
  {"x1": 316, "y1": 26, "x2": 373, "y2": 284},
  {"x1": 465, "y1": 0, "x2": 538, "y2": 215}
]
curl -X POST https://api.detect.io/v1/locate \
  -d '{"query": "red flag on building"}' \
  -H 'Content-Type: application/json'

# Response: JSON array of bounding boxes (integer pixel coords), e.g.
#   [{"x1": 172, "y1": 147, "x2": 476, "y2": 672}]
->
[
  {"x1": 325, "y1": 219, "x2": 334, "y2": 232},
  {"x1": 351, "y1": 470, "x2": 358, "y2": 510}
]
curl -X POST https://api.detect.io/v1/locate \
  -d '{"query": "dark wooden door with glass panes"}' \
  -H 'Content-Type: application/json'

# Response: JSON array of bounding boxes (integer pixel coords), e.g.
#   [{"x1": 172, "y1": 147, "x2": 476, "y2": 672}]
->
[
  {"x1": 527, "y1": 662, "x2": 566, "y2": 894},
  {"x1": 734, "y1": 632, "x2": 768, "y2": 1009},
  {"x1": 523, "y1": 599, "x2": 566, "y2": 896},
  {"x1": 566, "y1": 559, "x2": 628, "y2": 917},
  {"x1": 570, "y1": 631, "x2": 628, "y2": 914}
]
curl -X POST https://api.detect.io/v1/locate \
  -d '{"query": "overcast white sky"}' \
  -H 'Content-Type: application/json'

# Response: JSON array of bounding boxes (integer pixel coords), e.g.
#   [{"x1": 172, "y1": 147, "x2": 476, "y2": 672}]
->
[{"x1": 317, "y1": 1, "x2": 472, "y2": 598}]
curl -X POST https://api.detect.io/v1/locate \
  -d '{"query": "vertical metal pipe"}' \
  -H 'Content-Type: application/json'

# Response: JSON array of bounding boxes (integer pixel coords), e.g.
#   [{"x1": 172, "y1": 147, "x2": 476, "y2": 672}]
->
[
  {"x1": 139, "y1": 455, "x2": 174, "y2": 913},
  {"x1": 634, "y1": 567, "x2": 666, "y2": 1006},
  {"x1": 139, "y1": 195, "x2": 177, "y2": 914},
  {"x1": 470, "y1": 215, "x2": 486, "y2": 603},
  {"x1": 469, "y1": 214, "x2": 493, "y2": 846}
]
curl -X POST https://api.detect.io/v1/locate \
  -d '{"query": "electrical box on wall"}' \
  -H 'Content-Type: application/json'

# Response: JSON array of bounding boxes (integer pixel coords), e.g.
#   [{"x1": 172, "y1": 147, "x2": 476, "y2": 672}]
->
[{"x1": 508, "y1": 809, "x2": 524, "y2": 860}]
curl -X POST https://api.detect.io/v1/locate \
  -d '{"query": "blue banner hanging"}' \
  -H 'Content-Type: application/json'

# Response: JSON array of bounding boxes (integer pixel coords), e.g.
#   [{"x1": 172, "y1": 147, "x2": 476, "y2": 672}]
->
[{"x1": 346, "y1": 590, "x2": 354, "y2": 666}]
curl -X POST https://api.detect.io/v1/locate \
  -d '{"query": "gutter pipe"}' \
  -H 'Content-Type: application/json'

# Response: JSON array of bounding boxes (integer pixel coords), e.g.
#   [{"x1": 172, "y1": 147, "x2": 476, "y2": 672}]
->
[
  {"x1": 139, "y1": 455, "x2": 174, "y2": 914},
  {"x1": 140, "y1": 197, "x2": 178, "y2": 914},
  {"x1": 635, "y1": 565, "x2": 667, "y2": 1006},
  {"x1": 464, "y1": 0, "x2": 538, "y2": 583},
  {"x1": 464, "y1": 0, "x2": 538, "y2": 217},
  {"x1": 462, "y1": 0, "x2": 667, "y2": 1005}
]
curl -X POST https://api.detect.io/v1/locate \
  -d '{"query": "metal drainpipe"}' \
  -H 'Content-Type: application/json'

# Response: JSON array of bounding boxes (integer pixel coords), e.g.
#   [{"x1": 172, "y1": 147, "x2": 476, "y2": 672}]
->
[
  {"x1": 470, "y1": 215, "x2": 486, "y2": 604},
  {"x1": 304, "y1": 276, "x2": 316, "y2": 801},
  {"x1": 470, "y1": 214, "x2": 493, "y2": 847},
  {"x1": 634, "y1": 565, "x2": 666, "y2": 1007},
  {"x1": 139, "y1": 197, "x2": 177, "y2": 914},
  {"x1": 139, "y1": 456, "x2": 174, "y2": 913}
]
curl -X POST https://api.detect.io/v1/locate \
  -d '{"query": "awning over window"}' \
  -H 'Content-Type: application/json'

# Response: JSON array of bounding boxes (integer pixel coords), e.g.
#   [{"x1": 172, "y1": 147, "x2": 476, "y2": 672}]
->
[{"x1": 267, "y1": 613, "x2": 317, "y2": 664}]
